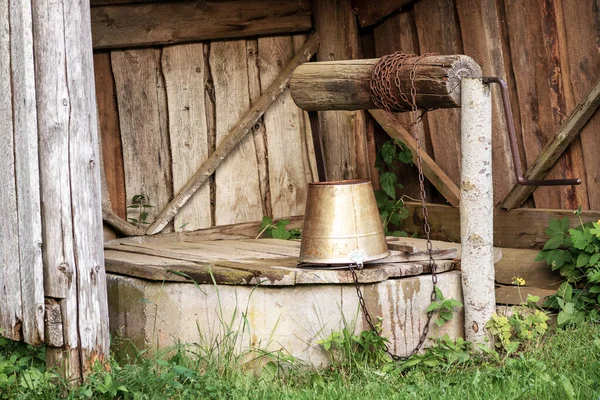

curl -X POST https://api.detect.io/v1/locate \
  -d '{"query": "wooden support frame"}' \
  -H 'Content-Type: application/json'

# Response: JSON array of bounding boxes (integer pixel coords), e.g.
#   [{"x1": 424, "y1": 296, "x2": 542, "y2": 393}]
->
[
  {"x1": 369, "y1": 109, "x2": 460, "y2": 206},
  {"x1": 145, "y1": 35, "x2": 320, "y2": 236},
  {"x1": 501, "y1": 76, "x2": 600, "y2": 209}
]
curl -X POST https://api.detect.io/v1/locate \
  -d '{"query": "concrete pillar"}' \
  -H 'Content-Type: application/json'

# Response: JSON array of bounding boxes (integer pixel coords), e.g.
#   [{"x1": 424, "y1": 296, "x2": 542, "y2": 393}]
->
[{"x1": 460, "y1": 78, "x2": 495, "y2": 346}]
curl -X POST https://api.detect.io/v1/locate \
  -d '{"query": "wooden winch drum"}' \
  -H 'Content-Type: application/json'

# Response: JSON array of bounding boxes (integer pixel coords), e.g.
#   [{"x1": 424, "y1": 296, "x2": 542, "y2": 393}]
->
[{"x1": 298, "y1": 180, "x2": 390, "y2": 265}]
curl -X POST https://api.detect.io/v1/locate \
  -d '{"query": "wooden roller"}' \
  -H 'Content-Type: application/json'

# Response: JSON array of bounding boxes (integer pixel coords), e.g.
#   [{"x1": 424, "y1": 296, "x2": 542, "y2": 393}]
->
[{"x1": 290, "y1": 54, "x2": 482, "y2": 111}]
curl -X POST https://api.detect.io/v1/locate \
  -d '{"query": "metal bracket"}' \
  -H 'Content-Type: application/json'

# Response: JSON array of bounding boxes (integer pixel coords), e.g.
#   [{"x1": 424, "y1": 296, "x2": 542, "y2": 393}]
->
[{"x1": 482, "y1": 76, "x2": 581, "y2": 187}]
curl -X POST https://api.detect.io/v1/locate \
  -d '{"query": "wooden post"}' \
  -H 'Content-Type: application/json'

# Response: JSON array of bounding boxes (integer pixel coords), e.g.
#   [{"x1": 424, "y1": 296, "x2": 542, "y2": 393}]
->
[
  {"x1": 290, "y1": 55, "x2": 482, "y2": 111},
  {"x1": 32, "y1": 0, "x2": 108, "y2": 380},
  {"x1": 460, "y1": 78, "x2": 495, "y2": 347},
  {"x1": 312, "y1": 0, "x2": 370, "y2": 180}
]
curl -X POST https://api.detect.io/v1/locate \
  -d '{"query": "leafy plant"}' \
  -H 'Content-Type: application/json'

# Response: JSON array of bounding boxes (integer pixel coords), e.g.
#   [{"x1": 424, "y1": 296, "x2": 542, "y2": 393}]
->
[
  {"x1": 127, "y1": 194, "x2": 155, "y2": 228},
  {"x1": 400, "y1": 334, "x2": 473, "y2": 370},
  {"x1": 536, "y1": 208, "x2": 600, "y2": 327},
  {"x1": 374, "y1": 139, "x2": 413, "y2": 236},
  {"x1": 257, "y1": 216, "x2": 301, "y2": 240},
  {"x1": 426, "y1": 286, "x2": 463, "y2": 327}
]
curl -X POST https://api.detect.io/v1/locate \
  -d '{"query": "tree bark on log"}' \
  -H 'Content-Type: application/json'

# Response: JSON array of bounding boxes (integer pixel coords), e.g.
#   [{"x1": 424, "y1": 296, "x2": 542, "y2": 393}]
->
[{"x1": 290, "y1": 55, "x2": 482, "y2": 111}]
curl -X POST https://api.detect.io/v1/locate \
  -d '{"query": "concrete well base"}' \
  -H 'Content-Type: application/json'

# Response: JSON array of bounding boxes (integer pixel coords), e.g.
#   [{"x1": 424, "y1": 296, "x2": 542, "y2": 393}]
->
[{"x1": 107, "y1": 271, "x2": 464, "y2": 365}]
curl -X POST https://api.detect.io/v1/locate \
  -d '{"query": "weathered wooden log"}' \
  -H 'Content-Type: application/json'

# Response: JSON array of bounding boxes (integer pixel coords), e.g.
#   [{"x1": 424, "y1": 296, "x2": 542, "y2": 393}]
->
[{"x1": 290, "y1": 55, "x2": 482, "y2": 111}]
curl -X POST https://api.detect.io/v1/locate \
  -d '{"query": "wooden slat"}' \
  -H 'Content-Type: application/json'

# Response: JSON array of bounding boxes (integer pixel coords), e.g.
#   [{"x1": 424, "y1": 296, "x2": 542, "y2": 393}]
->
[
  {"x1": 33, "y1": 0, "x2": 109, "y2": 379},
  {"x1": 313, "y1": 0, "x2": 370, "y2": 181},
  {"x1": 10, "y1": 0, "x2": 45, "y2": 344},
  {"x1": 94, "y1": 53, "x2": 126, "y2": 219},
  {"x1": 211, "y1": 40, "x2": 263, "y2": 226},
  {"x1": 503, "y1": 0, "x2": 588, "y2": 209},
  {"x1": 455, "y1": 0, "x2": 516, "y2": 204},
  {"x1": 162, "y1": 44, "x2": 211, "y2": 232},
  {"x1": 402, "y1": 201, "x2": 600, "y2": 249},
  {"x1": 111, "y1": 49, "x2": 173, "y2": 231},
  {"x1": 0, "y1": 0, "x2": 23, "y2": 341},
  {"x1": 369, "y1": 110, "x2": 461, "y2": 206},
  {"x1": 372, "y1": 10, "x2": 430, "y2": 200},
  {"x1": 559, "y1": 0, "x2": 600, "y2": 209},
  {"x1": 495, "y1": 285, "x2": 556, "y2": 306},
  {"x1": 413, "y1": 0, "x2": 464, "y2": 186},
  {"x1": 259, "y1": 35, "x2": 311, "y2": 218},
  {"x1": 145, "y1": 36, "x2": 320, "y2": 234},
  {"x1": 502, "y1": 77, "x2": 600, "y2": 210},
  {"x1": 353, "y1": 0, "x2": 414, "y2": 27},
  {"x1": 91, "y1": 0, "x2": 312, "y2": 49},
  {"x1": 246, "y1": 38, "x2": 272, "y2": 217}
]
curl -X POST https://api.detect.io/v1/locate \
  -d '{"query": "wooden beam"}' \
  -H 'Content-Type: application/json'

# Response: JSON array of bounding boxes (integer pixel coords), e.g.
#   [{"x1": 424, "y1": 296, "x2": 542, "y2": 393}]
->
[
  {"x1": 501, "y1": 76, "x2": 600, "y2": 210},
  {"x1": 33, "y1": 0, "x2": 108, "y2": 380},
  {"x1": 91, "y1": 0, "x2": 312, "y2": 49},
  {"x1": 102, "y1": 206, "x2": 144, "y2": 237},
  {"x1": 312, "y1": 0, "x2": 370, "y2": 180},
  {"x1": 369, "y1": 109, "x2": 461, "y2": 207},
  {"x1": 402, "y1": 202, "x2": 600, "y2": 249},
  {"x1": 352, "y1": 0, "x2": 414, "y2": 27},
  {"x1": 290, "y1": 55, "x2": 482, "y2": 111},
  {"x1": 145, "y1": 35, "x2": 320, "y2": 235}
]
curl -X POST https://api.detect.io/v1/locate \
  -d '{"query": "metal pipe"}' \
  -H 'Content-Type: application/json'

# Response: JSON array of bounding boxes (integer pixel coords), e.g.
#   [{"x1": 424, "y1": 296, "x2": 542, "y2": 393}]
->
[{"x1": 482, "y1": 76, "x2": 581, "y2": 187}]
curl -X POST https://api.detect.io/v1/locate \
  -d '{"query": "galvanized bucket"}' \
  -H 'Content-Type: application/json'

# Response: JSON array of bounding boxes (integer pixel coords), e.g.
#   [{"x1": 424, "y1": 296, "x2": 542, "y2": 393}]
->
[{"x1": 298, "y1": 179, "x2": 390, "y2": 265}]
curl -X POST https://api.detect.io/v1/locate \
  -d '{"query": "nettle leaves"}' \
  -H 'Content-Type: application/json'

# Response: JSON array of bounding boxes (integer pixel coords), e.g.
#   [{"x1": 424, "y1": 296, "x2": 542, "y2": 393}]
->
[
  {"x1": 374, "y1": 139, "x2": 413, "y2": 237},
  {"x1": 537, "y1": 214, "x2": 600, "y2": 327}
]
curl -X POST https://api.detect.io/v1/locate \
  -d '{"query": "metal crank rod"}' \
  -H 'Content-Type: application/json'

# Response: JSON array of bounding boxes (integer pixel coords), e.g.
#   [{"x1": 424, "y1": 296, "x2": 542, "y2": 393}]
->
[{"x1": 482, "y1": 76, "x2": 582, "y2": 187}]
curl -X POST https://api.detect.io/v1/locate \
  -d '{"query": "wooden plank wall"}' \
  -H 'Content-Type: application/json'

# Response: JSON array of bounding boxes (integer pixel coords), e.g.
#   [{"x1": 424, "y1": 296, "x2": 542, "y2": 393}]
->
[
  {"x1": 363, "y1": 0, "x2": 599, "y2": 210},
  {"x1": 95, "y1": 34, "x2": 317, "y2": 234}
]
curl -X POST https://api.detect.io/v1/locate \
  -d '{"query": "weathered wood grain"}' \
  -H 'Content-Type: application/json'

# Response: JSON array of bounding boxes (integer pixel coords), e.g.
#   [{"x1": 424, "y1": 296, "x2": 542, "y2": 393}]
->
[
  {"x1": 211, "y1": 40, "x2": 263, "y2": 225},
  {"x1": 455, "y1": 0, "x2": 516, "y2": 204},
  {"x1": 413, "y1": 0, "x2": 464, "y2": 187},
  {"x1": 372, "y1": 10, "x2": 431, "y2": 199},
  {"x1": 369, "y1": 110, "x2": 460, "y2": 206},
  {"x1": 44, "y1": 299, "x2": 64, "y2": 347},
  {"x1": 33, "y1": 0, "x2": 109, "y2": 379},
  {"x1": 162, "y1": 44, "x2": 211, "y2": 232},
  {"x1": 494, "y1": 248, "x2": 562, "y2": 290},
  {"x1": 111, "y1": 49, "x2": 173, "y2": 231},
  {"x1": 91, "y1": 0, "x2": 312, "y2": 49},
  {"x1": 495, "y1": 285, "x2": 556, "y2": 306},
  {"x1": 10, "y1": 0, "x2": 45, "y2": 344},
  {"x1": 102, "y1": 206, "x2": 145, "y2": 237},
  {"x1": 502, "y1": 76, "x2": 600, "y2": 210},
  {"x1": 560, "y1": 0, "x2": 600, "y2": 209},
  {"x1": 145, "y1": 36, "x2": 320, "y2": 234},
  {"x1": 246, "y1": 38, "x2": 272, "y2": 217},
  {"x1": 402, "y1": 201, "x2": 600, "y2": 249},
  {"x1": 259, "y1": 35, "x2": 311, "y2": 218},
  {"x1": 0, "y1": 0, "x2": 23, "y2": 342},
  {"x1": 353, "y1": 0, "x2": 414, "y2": 27},
  {"x1": 503, "y1": 0, "x2": 587, "y2": 209},
  {"x1": 93, "y1": 52, "x2": 126, "y2": 219},
  {"x1": 313, "y1": 0, "x2": 370, "y2": 180}
]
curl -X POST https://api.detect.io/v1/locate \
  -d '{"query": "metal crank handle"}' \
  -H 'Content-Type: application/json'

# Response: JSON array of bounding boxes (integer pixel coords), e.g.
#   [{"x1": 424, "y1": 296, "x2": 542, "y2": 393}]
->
[{"x1": 481, "y1": 76, "x2": 582, "y2": 187}]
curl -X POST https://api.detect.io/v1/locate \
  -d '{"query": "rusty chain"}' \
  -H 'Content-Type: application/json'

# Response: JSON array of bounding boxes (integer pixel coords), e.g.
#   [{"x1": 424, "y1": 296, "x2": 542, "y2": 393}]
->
[{"x1": 347, "y1": 52, "x2": 439, "y2": 361}]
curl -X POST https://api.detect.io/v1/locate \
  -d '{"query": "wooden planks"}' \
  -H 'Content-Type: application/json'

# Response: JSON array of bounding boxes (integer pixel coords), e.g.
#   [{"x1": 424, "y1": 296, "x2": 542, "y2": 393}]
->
[
  {"x1": 210, "y1": 40, "x2": 263, "y2": 225},
  {"x1": 33, "y1": 0, "x2": 109, "y2": 379},
  {"x1": 111, "y1": 49, "x2": 173, "y2": 230},
  {"x1": 9, "y1": 0, "x2": 45, "y2": 345},
  {"x1": 0, "y1": 0, "x2": 23, "y2": 342},
  {"x1": 258, "y1": 35, "x2": 311, "y2": 218},
  {"x1": 90, "y1": 0, "x2": 312, "y2": 49},
  {"x1": 162, "y1": 44, "x2": 211, "y2": 232},
  {"x1": 413, "y1": 0, "x2": 464, "y2": 187},
  {"x1": 503, "y1": 0, "x2": 588, "y2": 209},
  {"x1": 455, "y1": 0, "x2": 516, "y2": 204},
  {"x1": 560, "y1": 0, "x2": 600, "y2": 209},
  {"x1": 353, "y1": 0, "x2": 414, "y2": 27},
  {"x1": 313, "y1": 0, "x2": 370, "y2": 180},
  {"x1": 94, "y1": 53, "x2": 126, "y2": 219}
]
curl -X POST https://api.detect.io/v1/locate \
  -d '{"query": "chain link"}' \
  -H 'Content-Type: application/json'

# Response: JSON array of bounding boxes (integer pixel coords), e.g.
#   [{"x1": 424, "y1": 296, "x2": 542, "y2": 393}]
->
[{"x1": 347, "y1": 52, "x2": 439, "y2": 361}]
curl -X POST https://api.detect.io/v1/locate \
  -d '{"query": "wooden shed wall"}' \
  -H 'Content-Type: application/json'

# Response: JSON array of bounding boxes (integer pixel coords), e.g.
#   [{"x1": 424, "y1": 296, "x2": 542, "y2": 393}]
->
[
  {"x1": 94, "y1": 0, "x2": 600, "y2": 240},
  {"x1": 360, "y1": 0, "x2": 599, "y2": 210}
]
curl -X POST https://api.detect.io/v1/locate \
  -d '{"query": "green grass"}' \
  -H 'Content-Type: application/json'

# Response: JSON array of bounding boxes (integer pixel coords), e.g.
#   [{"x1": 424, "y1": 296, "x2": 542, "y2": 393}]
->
[{"x1": 1, "y1": 323, "x2": 600, "y2": 399}]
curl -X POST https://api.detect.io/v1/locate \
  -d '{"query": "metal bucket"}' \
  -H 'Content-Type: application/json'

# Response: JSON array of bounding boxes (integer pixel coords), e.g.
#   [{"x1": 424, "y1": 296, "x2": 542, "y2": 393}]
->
[{"x1": 298, "y1": 179, "x2": 390, "y2": 265}]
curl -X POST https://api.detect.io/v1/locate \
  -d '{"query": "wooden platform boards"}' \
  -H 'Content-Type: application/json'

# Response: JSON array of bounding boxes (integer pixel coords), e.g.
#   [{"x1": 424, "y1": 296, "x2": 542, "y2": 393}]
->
[{"x1": 104, "y1": 238, "x2": 457, "y2": 286}]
